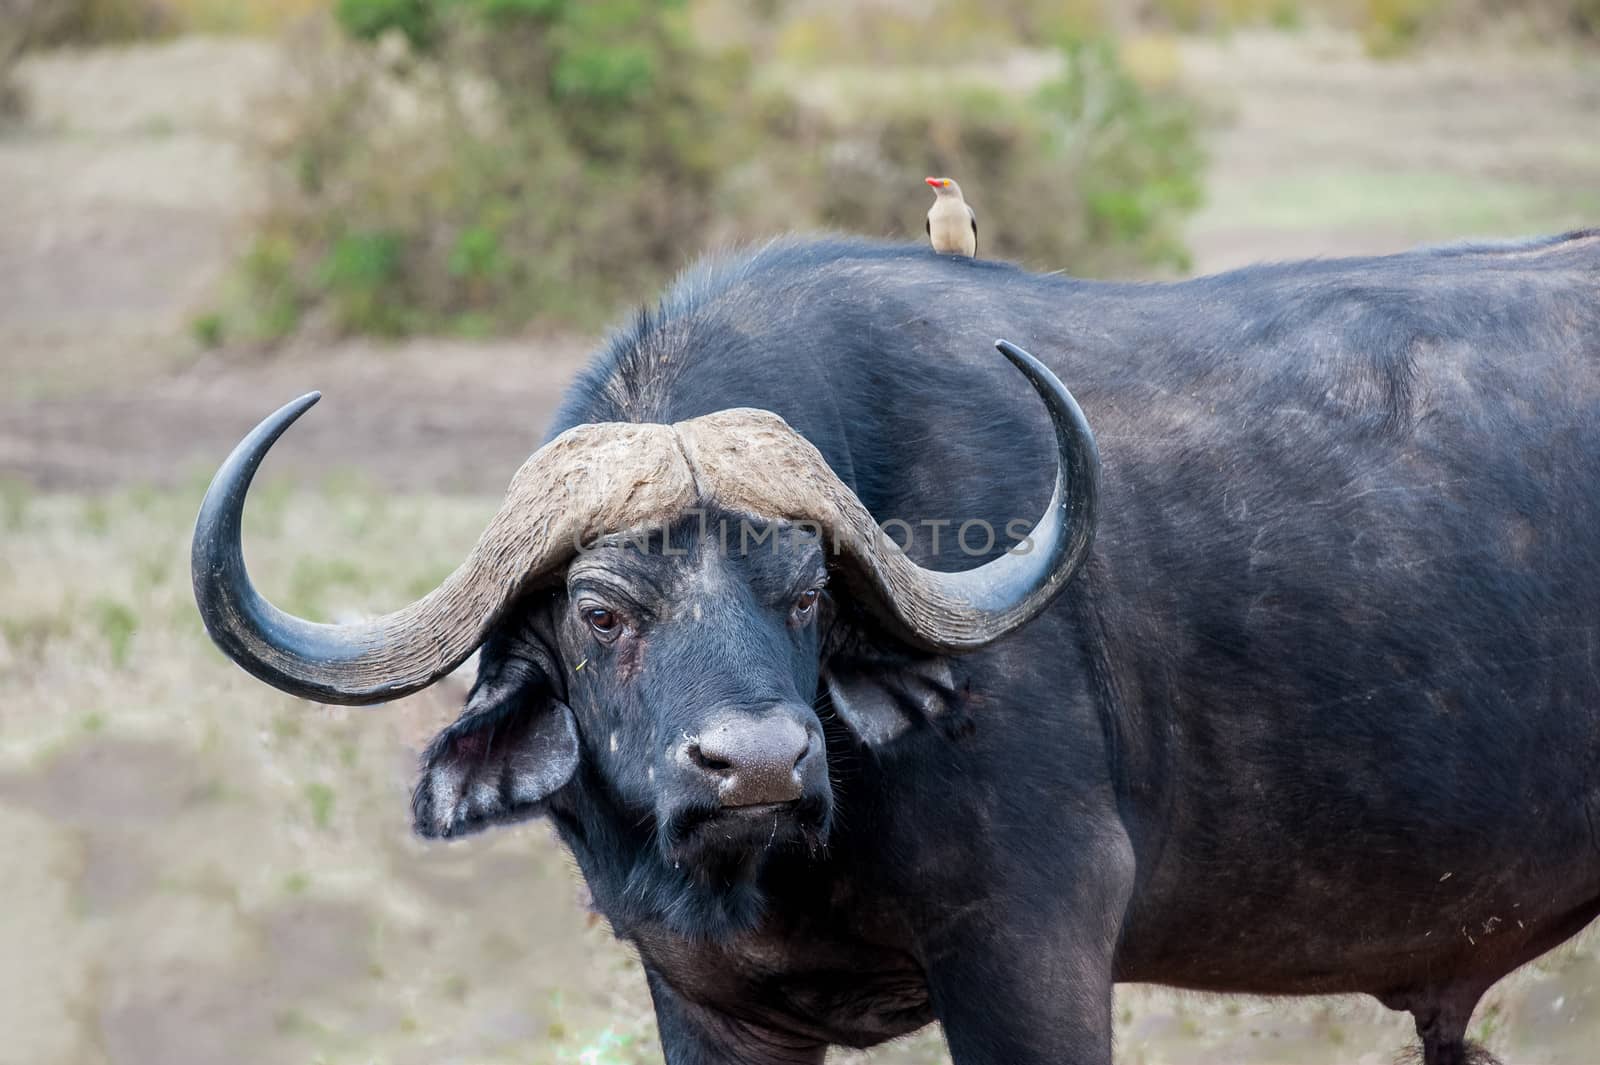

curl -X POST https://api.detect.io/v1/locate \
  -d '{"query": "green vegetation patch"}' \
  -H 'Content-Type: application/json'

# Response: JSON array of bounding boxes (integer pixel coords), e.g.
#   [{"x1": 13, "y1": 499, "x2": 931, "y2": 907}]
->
[{"x1": 215, "y1": 2, "x2": 1207, "y2": 342}]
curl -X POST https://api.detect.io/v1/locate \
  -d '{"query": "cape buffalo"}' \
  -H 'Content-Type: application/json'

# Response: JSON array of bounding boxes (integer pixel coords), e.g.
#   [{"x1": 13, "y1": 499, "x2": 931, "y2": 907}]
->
[{"x1": 193, "y1": 232, "x2": 1600, "y2": 1064}]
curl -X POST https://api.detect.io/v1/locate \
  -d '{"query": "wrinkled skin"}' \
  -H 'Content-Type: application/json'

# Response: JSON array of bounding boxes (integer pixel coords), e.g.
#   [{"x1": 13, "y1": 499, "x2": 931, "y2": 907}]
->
[{"x1": 406, "y1": 234, "x2": 1600, "y2": 1064}]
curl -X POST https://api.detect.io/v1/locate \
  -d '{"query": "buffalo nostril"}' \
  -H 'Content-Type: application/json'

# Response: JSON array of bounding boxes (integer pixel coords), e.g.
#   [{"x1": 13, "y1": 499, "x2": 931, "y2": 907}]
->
[
  {"x1": 686, "y1": 743, "x2": 732, "y2": 774},
  {"x1": 688, "y1": 713, "x2": 811, "y2": 807}
]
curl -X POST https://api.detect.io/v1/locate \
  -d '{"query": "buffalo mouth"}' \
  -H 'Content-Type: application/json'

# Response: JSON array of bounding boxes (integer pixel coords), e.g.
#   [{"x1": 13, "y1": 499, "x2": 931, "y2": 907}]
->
[{"x1": 660, "y1": 792, "x2": 832, "y2": 870}]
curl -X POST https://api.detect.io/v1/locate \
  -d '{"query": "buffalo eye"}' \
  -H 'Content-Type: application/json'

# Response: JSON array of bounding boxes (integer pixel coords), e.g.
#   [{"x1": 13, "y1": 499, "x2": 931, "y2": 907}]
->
[
  {"x1": 792, "y1": 587, "x2": 822, "y2": 623},
  {"x1": 583, "y1": 606, "x2": 622, "y2": 641}
]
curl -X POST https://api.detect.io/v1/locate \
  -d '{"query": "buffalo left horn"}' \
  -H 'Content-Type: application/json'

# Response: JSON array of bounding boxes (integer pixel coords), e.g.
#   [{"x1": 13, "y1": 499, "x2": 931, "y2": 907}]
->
[
  {"x1": 676, "y1": 340, "x2": 1100, "y2": 652},
  {"x1": 192, "y1": 340, "x2": 1098, "y2": 703}
]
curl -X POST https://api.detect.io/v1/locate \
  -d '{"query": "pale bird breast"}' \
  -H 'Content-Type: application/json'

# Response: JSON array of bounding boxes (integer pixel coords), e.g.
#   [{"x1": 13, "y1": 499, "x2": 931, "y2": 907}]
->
[{"x1": 927, "y1": 200, "x2": 975, "y2": 255}]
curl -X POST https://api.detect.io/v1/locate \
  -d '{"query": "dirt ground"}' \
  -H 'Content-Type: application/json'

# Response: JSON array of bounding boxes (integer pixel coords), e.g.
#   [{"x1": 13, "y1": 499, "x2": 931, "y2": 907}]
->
[{"x1": 2, "y1": 28, "x2": 1599, "y2": 1065}]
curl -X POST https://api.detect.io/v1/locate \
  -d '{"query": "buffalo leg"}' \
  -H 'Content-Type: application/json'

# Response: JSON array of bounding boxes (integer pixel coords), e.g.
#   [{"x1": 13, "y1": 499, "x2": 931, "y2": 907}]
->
[
  {"x1": 1404, "y1": 986, "x2": 1502, "y2": 1065},
  {"x1": 646, "y1": 969, "x2": 824, "y2": 1065},
  {"x1": 919, "y1": 832, "x2": 1134, "y2": 1065}
]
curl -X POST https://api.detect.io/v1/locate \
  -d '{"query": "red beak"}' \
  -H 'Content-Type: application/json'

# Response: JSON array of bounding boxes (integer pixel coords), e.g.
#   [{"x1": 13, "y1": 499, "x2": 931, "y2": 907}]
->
[{"x1": 925, "y1": 177, "x2": 941, "y2": 187}]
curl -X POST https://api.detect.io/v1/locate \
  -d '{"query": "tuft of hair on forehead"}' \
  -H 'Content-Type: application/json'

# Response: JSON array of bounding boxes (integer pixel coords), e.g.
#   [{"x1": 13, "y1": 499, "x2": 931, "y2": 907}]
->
[{"x1": 567, "y1": 507, "x2": 828, "y2": 599}]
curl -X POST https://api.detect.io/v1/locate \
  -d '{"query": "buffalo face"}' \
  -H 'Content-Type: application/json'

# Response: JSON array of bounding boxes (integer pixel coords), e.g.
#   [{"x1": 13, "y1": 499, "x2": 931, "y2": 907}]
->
[
  {"x1": 404, "y1": 514, "x2": 836, "y2": 934},
  {"x1": 558, "y1": 517, "x2": 834, "y2": 868}
]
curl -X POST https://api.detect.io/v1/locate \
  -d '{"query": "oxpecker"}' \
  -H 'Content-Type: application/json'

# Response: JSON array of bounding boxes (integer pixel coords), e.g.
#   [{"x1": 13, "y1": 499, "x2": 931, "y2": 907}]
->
[{"x1": 925, "y1": 176, "x2": 977, "y2": 257}]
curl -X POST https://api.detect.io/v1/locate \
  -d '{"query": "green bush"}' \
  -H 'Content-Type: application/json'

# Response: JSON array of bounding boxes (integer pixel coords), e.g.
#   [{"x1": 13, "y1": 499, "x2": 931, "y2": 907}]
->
[
  {"x1": 224, "y1": 6, "x2": 1206, "y2": 340},
  {"x1": 767, "y1": 38, "x2": 1203, "y2": 276},
  {"x1": 1579, "y1": 0, "x2": 1600, "y2": 34},
  {"x1": 1035, "y1": 38, "x2": 1205, "y2": 272},
  {"x1": 335, "y1": 0, "x2": 436, "y2": 48},
  {"x1": 28, "y1": 0, "x2": 175, "y2": 45},
  {"x1": 0, "y1": 2, "x2": 30, "y2": 121},
  {"x1": 1352, "y1": 0, "x2": 1600, "y2": 53},
  {"x1": 224, "y1": 0, "x2": 743, "y2": 335},
  {"x1": 1361, "y1": 0, "x2": 1438, "y2": 56},
  {"x1": 770, "y1": 0, "x2": 1108, "y2": 64},
  {"x1": 1144, "y1": 0, "x2": 1307, "y2": 32}
]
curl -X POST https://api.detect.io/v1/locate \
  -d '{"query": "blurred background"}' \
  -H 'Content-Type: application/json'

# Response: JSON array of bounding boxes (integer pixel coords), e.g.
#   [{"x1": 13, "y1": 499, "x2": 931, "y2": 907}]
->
[{"x1": 1, "y1": 1, "x2": 1597, "y2": 1062}]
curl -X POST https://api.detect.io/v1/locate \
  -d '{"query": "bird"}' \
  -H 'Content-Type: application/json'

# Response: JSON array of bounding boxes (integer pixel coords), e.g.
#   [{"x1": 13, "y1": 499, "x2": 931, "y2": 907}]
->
[{"x1": 925, "y1": 176, "x2": 977, "y2": 257}]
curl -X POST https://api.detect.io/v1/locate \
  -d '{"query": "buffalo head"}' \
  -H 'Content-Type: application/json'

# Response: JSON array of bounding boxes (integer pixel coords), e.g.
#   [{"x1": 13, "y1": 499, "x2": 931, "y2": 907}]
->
[{"x1": 190, "y1": 340, "x2": 1099, "y2": 927}]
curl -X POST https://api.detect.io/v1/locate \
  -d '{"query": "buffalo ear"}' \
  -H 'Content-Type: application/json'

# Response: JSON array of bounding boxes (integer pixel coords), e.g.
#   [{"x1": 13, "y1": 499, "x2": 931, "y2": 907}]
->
[
  {"x1": 823, "y1": 651, "x2": 960, "y2": 746},
  {"x1": 412, "y1": 651, "x2": 580, "y2": 839}
]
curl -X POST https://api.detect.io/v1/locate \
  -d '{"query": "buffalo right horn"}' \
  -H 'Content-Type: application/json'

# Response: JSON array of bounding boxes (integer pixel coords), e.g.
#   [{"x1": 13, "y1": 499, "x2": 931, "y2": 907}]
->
[{"x1": 191, "y1": 397, "x2": 698, "y2": 705}]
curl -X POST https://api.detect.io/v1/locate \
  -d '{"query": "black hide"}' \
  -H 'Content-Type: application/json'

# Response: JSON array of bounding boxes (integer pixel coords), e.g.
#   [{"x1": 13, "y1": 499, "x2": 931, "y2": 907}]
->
[{"x1": 415, "y1": 232, "x2": 1600, "y2": 1065}]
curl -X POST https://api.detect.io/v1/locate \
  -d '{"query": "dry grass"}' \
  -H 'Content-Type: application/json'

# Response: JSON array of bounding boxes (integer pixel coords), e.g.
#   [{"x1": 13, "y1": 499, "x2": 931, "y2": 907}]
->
[{"x1": 0, "y1": 485, "x2": 663, "y2": 1065}]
